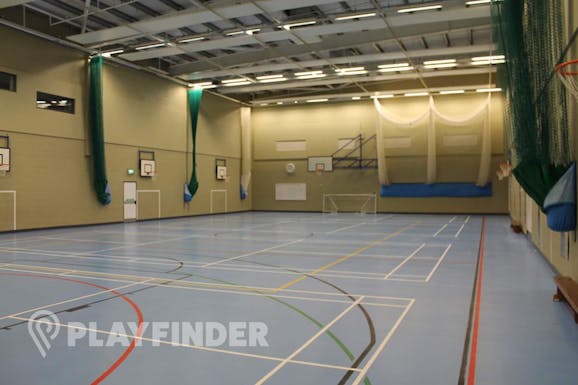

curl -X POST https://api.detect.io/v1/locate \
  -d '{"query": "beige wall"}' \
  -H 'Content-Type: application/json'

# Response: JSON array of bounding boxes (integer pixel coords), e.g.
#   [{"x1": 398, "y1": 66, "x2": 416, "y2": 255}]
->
[
  {"x1": 252, "y1": 94, "x2": 507, "y2": 213},
  {"x1": 0, "y1": 26, "x2": 250, "y2": 231}
]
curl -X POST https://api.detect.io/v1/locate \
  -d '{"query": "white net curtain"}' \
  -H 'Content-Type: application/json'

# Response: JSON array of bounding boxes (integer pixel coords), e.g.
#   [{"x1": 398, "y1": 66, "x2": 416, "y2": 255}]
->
[
  {"x1": 240, "y1": 107, "x2": 252, "y2": 198},
  {"x1": 374, "y1": 95, "x2": 492, "y2": 186}
]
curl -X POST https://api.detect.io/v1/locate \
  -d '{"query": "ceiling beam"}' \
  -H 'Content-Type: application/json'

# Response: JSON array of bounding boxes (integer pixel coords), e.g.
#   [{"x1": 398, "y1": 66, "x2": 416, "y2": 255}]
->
[
  {"x1": 171, "y1": 19, "x2": 490, "y2": 75},
  {"x1": 0, "y1": 0, "x2": 35, "y2": 8},
  {"x1": 66, "y1": 0, "x2": 342, "y2": 45},
  {"x1": 219, "y1": 67, "x2": 497, "y2": 94},
  {"x1": 183, "y1": 44, "x2": 495, "y2": 81}
]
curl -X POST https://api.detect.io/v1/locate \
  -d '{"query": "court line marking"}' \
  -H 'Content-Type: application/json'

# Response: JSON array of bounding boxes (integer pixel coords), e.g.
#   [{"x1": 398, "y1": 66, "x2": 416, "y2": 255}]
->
[
  {"x1": 1, "y1": 247, "x2": 399, "y2": 279},
  {"x1": 0, "y1": 278, "x2": 155, "y2": 322},
  {"x1": 201, "y1": 238, "x2": 307, "y2": 268},
  {"x1": 433, "y1": 224, "x2": 449, "y2": 237},
  {"x1": 455, "y1": 224, "x2": 466, "y2": 238},
  {"x1": 274, "y1": 223, "x2": 419, "y2": 292},
  {"x1": 449, "y1": 216, "x2": 457, "y2": 223},
  {"x1": 383, "y1": 243, "x2": 426, "y2": 280},
  {"x1": 0, "y1": 264, "x2": 412, "y2": 305},
  {"x1": 326, "y1": 223, "x2": 367, "y2": 234},
  {"x1": 350, "y1": 299, "x2": 415, "y2": 385},
  {"x1": 10, "y1": 316, "x2": 361, "y2": 373},
  {"x1": 36, "y1": 236, "x2": 136, "y2": 245},
  {"x1": 465, "y1": 215, "x2": 471, "y2": 223},
  {"x1": 254, "y1": 297, "x2": 364, "y2": 384},
  {"x1": 425, "y1": 244, "x2": 452, "y2": 282}
]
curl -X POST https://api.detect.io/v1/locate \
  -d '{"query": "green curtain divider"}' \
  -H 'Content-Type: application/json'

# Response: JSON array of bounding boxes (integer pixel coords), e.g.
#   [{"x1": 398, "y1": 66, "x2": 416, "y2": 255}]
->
[
  {"x1": 185, "y1": 89, "x2": 203, "y2": 201},
  {"x1": 492, "y1": 0, "x2": 571, "y2": 207},
  {"x1": 88, "y1": 55, "x2": 111, "y2": 205}
]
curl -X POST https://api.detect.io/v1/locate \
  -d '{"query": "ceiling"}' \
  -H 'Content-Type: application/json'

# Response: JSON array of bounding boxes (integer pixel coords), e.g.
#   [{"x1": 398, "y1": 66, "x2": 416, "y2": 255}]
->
[{"x1": 0, "y1": 0, "x2": 498, "y2": 103}]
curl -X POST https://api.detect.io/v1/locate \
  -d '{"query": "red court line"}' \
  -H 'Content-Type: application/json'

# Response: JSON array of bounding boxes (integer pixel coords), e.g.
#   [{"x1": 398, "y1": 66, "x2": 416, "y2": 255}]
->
[
  {"x1": 0, "y1": 272, "x2": 144, "y2": 385},
  {"x1": 467, "y1": 217, "x2": 485, "y2": 385}
]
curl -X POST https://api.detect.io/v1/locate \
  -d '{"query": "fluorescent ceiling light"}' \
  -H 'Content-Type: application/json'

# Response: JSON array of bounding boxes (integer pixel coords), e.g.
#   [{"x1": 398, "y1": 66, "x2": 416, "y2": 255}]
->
[
  {"x1": 404, "y1": 92, "x2": 429, "y2": 97},
  {"x1": 260, "y1": 103, "x2": 269, "y2": 106},
  {"x1": 378, "y1": 63, "x2": 410, "y2": 69},
  {"x1": 424, "y1": 59, "x2": 456, "y2": 65},
  {"x1": 178, "y1": 36, "x2": 206, "y2": 43},
  {"x1": 471, "y1": 55, "x2": 505, "y2": 61},
  {"x1": 256, "y1": 74, "x2": 284, "y2": 80},
  {"x1": 370, "y1": 95, "x2": 394, "y2": 99},
  {"x1": 440, "y1": 90, "x2": 465, "y2": 95},
  {"x1": 471, "y1": 60, "x2": 505, "y2": 65},
  {"x1": 258, "y1": 77, "x2": 288, "y2": 83},
  {"x1": 282, "y1": 21, "x2": 316, "y2": 30},
  {"x1": 188, "y1": 82, "x2": 217, "y2": 89},
  {"x1": 336, "y1": 70, "x2": 368, "y2": 76},
  {"x1": 476, "y1": 87, "x2": 502, "y2": 92},
  {"x1": 101, "y1": 49, "x2": 124, "y2": 57},
  {"x1": 335, "y1": 67, "x2": 365, "y2": 72},
  {"x1": 306, "y1": 98, "x2": 329, "y2": 103},
  {"x1": 276, "y1": 102, "x2": 283, "y2": 105},
  {"x1": 378, "y1": 66, "x2": 413, "y2": 73},
  {"x1": 294, "y1": 71, "x2": 323, "y2": 76},
  {"x1": 423, "y1": 63, "x2": 458, "y2": 69},
  {"x1": 352, "y1": 96, "x2": 361, "y2": 100},
  {"x1": 466, "y1": 0, "x2": 491, "y2": 5},
  {"x1": 222, "y1": 81, "x2": 252, "y2": 86},
  {"x1": 398, "y1": 4, "x2": 442, "y2": 13},
  {"x1": 335, "y1": 12, "x2": 377, "y2": 21},
  {"x1": 226, "y1": 28, "x2": 260, "y2": 36},
  {"x1": 222, "y1": 78, "x2": 251, "y2": 84},
  {"x1": 295, "y1": 74, "x2": 327, "y2": 79},
  {"x1": 135, "y1": 42, "x2": 166, "y2": 50}
]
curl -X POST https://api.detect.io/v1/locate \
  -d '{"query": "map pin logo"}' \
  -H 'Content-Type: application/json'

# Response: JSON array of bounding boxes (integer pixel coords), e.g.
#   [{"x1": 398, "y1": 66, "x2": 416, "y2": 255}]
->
[{"x1": 27, "y1": 310, "x2": 61, "y2": 358}]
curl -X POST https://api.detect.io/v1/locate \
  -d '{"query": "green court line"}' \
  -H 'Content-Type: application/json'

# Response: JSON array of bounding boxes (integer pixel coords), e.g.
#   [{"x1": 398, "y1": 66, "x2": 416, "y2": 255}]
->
[{"x1": 194, "y1": 273, "x2": 372, "y2": 385}]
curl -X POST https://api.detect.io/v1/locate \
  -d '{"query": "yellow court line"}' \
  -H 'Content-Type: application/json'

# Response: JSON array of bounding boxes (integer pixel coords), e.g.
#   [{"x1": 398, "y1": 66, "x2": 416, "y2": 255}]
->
[{"x1": 273, "y1": 222, "x2": 419, "y2": 292}]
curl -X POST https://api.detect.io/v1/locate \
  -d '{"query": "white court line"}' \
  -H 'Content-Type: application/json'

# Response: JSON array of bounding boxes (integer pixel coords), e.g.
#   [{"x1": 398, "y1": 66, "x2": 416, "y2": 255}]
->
[
  {"x1": 267, "y1": 249, "x2": 406, "y2": 259},
  {"x1": 465, "y1": 215, "x2": 470, "y2": 223},
  {"x1": 0, "y1": 265, "x2": 412, "y2": 307},
  {"x1": 37, "y1": 236, "x2": 134, "y2": 245},
  {"x1": 383, "y1": 243, "x2": 426, "y2": 280},
  {"x1": 0, "y1": 278, "x2": 155, "y2": 322},
  {"x1": 254, "y1": 297, "x2": 364, "y2": 384},
  {"x1": 201, "y1": 238, "x2": 307, "y2": 268},
  {"x1": 350, "y1": 299, "x2": 415, "y2": 385},
  {"x1": 454, "y1": 224, "x2": 465, "y2": 238},
  {"x1": 449, "y1": 216, "x2": 457, "y2": 223},
  {"x1": 433, "y1": 224, "x2": 448, "y2": 237},
  {"x1": 0, "y1": 265, "x2": 405, "y2": 309},
  {"x1": 325, "y1": 222, "x2": 366, "y2": 234},
  {"x1": 11, "y1": 316, "x2": 359, "y2": 373},
  {"x1": 425, "y1": 244, "x2": 452, "y2": 282}
]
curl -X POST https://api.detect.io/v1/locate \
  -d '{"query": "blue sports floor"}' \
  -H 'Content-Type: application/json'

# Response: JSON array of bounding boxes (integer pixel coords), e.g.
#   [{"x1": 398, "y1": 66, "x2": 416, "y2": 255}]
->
[{"x1": 0, "y1": 212, "x2": 577, "y2": 385}]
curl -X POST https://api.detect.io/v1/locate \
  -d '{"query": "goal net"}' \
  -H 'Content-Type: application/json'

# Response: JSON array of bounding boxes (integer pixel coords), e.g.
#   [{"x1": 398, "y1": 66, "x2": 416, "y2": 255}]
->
[{"x1": 322, "y1": 193, "x2": 377, "y2": 214}]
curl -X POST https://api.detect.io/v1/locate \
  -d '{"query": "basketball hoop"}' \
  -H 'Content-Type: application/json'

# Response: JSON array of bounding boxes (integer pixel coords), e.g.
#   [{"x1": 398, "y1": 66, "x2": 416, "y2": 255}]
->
[{"x1": 555, "y1": 59, "x2": 578, "y2": 100}]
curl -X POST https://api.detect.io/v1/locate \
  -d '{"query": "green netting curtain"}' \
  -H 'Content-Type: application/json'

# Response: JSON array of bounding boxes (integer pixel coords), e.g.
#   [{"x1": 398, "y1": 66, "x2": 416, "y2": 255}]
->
[
  {"x1": 88, "y1": 55, "x2": 111, "y2": 205},
  {"x1": 492, "y1": 0, "x2": 571, "y2": 207},
  {"x1": 184, "y1": 88, "x2": 203, "y2": 202}
]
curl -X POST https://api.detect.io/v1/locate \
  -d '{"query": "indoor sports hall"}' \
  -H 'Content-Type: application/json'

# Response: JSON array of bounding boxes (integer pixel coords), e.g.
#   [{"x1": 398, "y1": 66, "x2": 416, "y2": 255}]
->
[{"x1": 0, "y1": 1, "x2": 577, "y2": 385}]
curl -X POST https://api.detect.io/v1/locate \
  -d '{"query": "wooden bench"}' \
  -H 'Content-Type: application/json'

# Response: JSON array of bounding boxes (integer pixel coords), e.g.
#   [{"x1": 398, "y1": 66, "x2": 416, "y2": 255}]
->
[{"x1": 553, "y1": 276, "x2": 578, "y2": 323}]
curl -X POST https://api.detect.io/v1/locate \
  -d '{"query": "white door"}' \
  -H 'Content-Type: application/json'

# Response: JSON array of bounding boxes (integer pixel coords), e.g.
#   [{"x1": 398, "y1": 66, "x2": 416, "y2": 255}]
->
[{"x1": 123, "y1": 182, "x2": 137, "y2": 221}]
